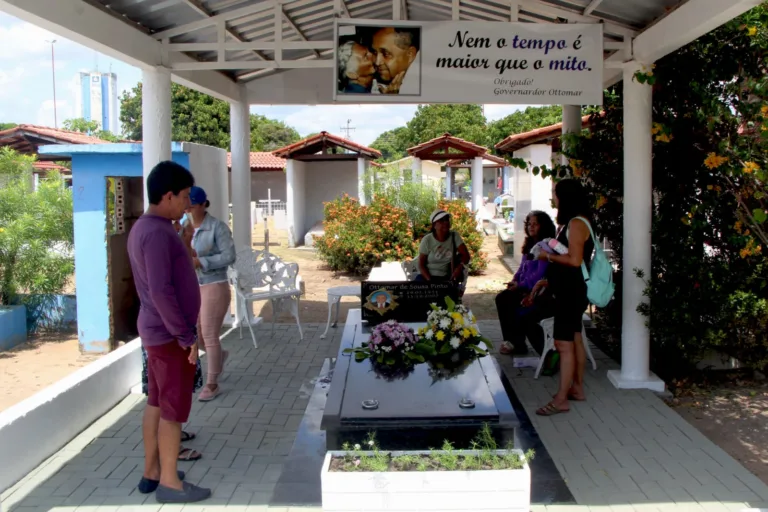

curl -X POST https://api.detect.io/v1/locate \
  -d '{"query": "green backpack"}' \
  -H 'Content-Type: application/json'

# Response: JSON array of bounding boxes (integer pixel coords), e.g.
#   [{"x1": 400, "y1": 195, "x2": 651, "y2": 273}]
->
[{"x1": 571, "y1": 217, "x2": 615, "y2": 308}]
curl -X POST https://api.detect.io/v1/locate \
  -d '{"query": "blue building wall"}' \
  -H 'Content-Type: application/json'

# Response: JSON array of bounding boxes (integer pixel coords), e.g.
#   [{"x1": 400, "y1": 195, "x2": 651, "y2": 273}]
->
[{"x1": 41, "y1": 144, "x2": 188, "y2": 353}]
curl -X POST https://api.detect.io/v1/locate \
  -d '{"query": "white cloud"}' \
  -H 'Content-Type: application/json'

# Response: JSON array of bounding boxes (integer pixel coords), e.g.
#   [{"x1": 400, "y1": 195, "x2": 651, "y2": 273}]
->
[
  {"x1": 36, "y1": 99, "x2": 74, "y2": 127},
  {"x1": 0, "y1": 20, "x2": 55, "y2": 60}
]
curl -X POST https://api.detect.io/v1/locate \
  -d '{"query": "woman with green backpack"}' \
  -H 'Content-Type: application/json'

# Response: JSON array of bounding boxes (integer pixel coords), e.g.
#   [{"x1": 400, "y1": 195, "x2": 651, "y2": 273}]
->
[{"x1": 533, "y1": 179, "x2": 596, "y2": 416}]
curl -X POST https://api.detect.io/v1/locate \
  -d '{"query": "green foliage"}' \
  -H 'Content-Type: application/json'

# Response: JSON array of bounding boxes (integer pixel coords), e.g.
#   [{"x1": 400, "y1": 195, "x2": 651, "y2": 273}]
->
[
  {"x1": 119, "y1": 83, "x2": 300, "y2": 150},
  {"x1": 0, "y1": 148, "x2": 74, "y2": 306},
  {"x1": 486, "y1": 106, "x2": 563, "y2": 153},
  {"x1": 402, "y1": 104, "x2": 489, "y2": 148},
  {"x1": 250, "y1": 114, "x2": 301, "y2": 151},
  {"x1": 335, "y1": 424, "x2": 534, "y2": 472},
  {"x1": 314, "y1": 195, "x2": 418, "y2": 275},
  {"x1": 62, "y1": 118, "x2": 121, "y2": 142},
  {"x1": 0, "y1": 122, "x2": 17, "y2": 131},
  {"x1": 370, "y1": 126, "x2": 410, "y2": 162},
  {"x1": 552, "y1": 6, "x2": 768, "y2": 376}
]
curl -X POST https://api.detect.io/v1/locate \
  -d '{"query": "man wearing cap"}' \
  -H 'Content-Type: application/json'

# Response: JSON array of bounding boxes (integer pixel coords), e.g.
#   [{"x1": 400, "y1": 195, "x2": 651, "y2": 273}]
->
[{"x1": 416, "y1": 209, "x2": 471, "y2": 283}]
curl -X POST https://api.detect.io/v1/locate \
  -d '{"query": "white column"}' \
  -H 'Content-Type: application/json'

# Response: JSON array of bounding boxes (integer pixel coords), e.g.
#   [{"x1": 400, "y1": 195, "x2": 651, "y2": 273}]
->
[
  {"x1": 411, "y1": 157, "x2": 422, "y2": 183},
  {"x1": 561, "y1": 104, "x2": 581, "y2": 165},
  {"x1": 286, "y1": 159, "x2": 297, "y2": 247},
  {"x1": 471, "y1": 157, "x2": 483, "y2": 213},
  {"x1": 445, "y1": 166, "x2": 453, "y2": 199},
  {"x1": 141, "y1": 67, "x2": 172, "y2": 208},
  {"x1": 230, "y1": 89, "x2": 251, "y2": 253},
  {"x1": 607, "y1": 61, "x2": 664, "y2": 392},
  {"x1": 357, "y1": 157, "x2": 368, "y2": 206}
]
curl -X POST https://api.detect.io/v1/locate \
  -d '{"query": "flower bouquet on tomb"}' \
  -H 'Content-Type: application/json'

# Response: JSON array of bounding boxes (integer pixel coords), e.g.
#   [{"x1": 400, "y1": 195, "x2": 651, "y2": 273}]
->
[
  {"x1": 417, "y1": 297, "x2": 492, "y2": 364},
  {"x1": 343, "y1": 320, "x2": 437, "y2": 371}
]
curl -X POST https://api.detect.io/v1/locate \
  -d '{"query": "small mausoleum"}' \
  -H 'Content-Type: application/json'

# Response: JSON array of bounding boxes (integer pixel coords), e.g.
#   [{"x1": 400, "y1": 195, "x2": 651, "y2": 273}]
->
[
  {"x1": 37, "y1": 142, "x2": 228, "y2": 354},
  {"x1": 272, "y1": 132, "x2": 381, "y2": 247}
]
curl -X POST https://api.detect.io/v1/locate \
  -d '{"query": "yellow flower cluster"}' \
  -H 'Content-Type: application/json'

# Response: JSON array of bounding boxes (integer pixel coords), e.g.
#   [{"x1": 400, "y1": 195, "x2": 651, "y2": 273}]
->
[
  {"x1": 747, "y1": 26, "x2": 758, "y2": 37},
  {"x1": 704, "y1": 153, "x2": 729, "y2": 170},
  {"x1": 595, "y1": 195, "x2": 608, "y2": 209},
  {"x1": 706, "y1": 184, "x2": 722, "y2": 192},
  {"x1": 742, "y1": 161, "x2": 760, "y2": 174},
  {"x1": 740, "y1": 238, "x2": 763, "y2": 259}
]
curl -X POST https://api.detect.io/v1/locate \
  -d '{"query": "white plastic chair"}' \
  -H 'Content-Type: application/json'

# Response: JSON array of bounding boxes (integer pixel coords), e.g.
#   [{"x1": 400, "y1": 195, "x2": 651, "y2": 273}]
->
[
  {"x1": 228, "y1": 248, "x2": 303, "y2": 349},
  {"x1": 534, "y1": 317, "x2": 597, "y2": 379}
]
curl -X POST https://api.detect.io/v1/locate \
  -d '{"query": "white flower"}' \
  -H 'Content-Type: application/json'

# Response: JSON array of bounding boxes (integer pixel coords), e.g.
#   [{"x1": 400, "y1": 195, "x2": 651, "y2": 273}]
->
[
  {"x1": 368, "y1": 440, "x2": 375, "y2": 446},
  {"x1": 439, "y1": 318, "x2": 451, "y2": 329},
  {"x1": 354, "y1": 444, "x2": 361, "y2": 450},
  {"x1": 450, "y1": 337, "x2": 461, "y2": 349},
  {"x1": 424, "y1": 329, "x2": 434, "y2": 340}
]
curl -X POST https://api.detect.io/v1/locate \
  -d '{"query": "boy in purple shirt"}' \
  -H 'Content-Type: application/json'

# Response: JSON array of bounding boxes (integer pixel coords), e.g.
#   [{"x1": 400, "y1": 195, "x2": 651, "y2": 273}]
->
[{"x1": 127, "y1": 161, "x2": 210, "y2": 503}]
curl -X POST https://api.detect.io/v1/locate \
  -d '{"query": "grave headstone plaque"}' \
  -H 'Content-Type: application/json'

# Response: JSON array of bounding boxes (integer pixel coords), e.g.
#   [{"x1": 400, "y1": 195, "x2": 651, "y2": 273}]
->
[{"x1": 360, "y1": 281, "x2": 459, "y2": 326}]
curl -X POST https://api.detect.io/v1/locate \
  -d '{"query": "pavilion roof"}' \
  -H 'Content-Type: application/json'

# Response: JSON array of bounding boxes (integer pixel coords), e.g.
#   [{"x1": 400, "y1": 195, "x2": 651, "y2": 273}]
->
[
  {"x1": 227, "y1": 151, "x2": 286, "y2": 171},
  {"x1": 495, "y1": 114, "x2": 600, "y2": 153},
  {"x1": 273, "y1": 131, "x2": 380, "y2": 160},
  {"x1": 444, "y1": 153, "x2": 508, "y2": 168},
  {"x1": 0, "y1": 124, "x2": 111, "y2": 160},
  {"x1": 407, "y1": 133, "x2": 490, "y2": 161}
]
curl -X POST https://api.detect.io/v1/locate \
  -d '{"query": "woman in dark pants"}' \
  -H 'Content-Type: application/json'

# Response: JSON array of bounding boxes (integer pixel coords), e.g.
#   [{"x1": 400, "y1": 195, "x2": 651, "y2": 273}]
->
[
  {"x1": 495, "y1": 210, "x2": 556, "y2": 355},
  {"x1": 533, "y1": 179, "x2": 594, "y2": 416}
]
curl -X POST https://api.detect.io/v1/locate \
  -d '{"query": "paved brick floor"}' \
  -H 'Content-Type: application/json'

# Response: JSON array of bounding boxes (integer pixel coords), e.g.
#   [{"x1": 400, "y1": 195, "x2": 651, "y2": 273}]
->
[{"x1": 3, "y1": 318, "x2": 768, "y2": 512}]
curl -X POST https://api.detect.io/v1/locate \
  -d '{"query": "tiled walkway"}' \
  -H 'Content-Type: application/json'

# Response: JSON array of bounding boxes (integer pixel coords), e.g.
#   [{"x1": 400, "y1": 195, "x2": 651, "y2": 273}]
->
[{"x1": 2, "y1": 319, "x2": 767, "y2": 512}]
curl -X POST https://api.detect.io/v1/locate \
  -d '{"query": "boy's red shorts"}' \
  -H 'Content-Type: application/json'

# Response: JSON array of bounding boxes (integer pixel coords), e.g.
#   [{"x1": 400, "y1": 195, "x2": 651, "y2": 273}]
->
[{"x1": 145, "y1": 341, "x2": 196, "y2": 423}]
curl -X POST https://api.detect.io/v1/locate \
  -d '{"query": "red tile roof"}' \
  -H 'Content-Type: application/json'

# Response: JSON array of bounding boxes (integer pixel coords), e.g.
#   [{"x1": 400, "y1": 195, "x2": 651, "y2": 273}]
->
[
  {"x1": 33, "y1": 161, "x2": 70, "y2": 173},
  {"x1": 406, "y1": 133, "x2": 489, "y2": 160},
  {"x1": 495, "y1": 113, "x2": 605, "y2": 153},
  {"x1": 227, "y1": 152, "x2": 286, "y2": 171},
  {"x1": 272, "y1": 131, "x2": 381, "y2": 159},
  {"x1": 0, "y1": 124, "x2": 113, "y2": 146}
]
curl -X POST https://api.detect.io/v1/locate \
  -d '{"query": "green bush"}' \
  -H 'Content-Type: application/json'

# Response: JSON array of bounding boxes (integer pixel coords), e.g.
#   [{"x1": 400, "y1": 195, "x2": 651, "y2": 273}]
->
[
  {"x1": 315, "y1": 195, "x2": 418, "y2": 275},
  {"x1": 0, "y1": 148, "x2": 74, "y2": 308},
  {"x1": 532, "y1": 7, "x2": 768, "y2": 377}
]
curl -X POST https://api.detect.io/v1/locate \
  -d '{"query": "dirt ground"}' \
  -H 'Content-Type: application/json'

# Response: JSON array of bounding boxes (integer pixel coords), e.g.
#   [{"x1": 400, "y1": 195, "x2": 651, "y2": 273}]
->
[
  {"x1": 669, "y1": 376, "x2": 768, "y2": 485},
  {"x1": 0, "y1": 331, "x2": 101, "y2": 412}
]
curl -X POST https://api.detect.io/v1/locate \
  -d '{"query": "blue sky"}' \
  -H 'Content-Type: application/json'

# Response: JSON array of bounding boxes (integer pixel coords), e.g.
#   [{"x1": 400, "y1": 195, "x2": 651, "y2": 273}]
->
[{"x1": 0, "y1": 12, "x2": 528, "y2": 146}]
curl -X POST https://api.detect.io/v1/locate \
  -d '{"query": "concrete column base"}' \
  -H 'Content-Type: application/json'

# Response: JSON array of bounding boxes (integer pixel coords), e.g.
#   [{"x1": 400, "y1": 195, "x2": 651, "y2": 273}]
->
[{"x1": 607, "y1": 369, "x2": 665, "y2": 393}]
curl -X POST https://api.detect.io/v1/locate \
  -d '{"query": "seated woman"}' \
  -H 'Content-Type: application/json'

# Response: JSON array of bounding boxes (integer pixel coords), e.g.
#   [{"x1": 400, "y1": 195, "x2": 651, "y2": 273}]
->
[
  {"x1": 495, "y1": 210, "x2": 557, "y2": 355},
  {"x1": 416, "y1": 209, "x2": 471, "y2": 283}
]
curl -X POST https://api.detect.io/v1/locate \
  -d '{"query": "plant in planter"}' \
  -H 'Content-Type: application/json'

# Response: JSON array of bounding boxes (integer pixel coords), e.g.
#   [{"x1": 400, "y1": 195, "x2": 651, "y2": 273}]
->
[
  {"x1": 343, "y1": 320, "x2": 436, "y2": 367},
  {"x1": 322, "y1": 424, "x2": 534, "y2": 512}
]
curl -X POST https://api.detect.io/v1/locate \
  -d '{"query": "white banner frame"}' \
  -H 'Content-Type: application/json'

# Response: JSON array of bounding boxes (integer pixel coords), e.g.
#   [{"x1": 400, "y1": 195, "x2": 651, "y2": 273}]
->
[{"x1": 333, "y1": 19, "x2": 604, "y2": 105}]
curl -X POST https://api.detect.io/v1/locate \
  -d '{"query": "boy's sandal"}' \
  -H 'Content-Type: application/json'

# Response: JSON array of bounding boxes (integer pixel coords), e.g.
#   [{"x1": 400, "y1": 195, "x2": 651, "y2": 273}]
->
[
  {"x1": 178, "y1": 447, "x2": 202, "y2": 461},
  {"x1": 180, "y1": 431, "x2": 196, "y2": 442},
  {"x1": 536, "y1": 402, "x2": 569, "y2": 416}
]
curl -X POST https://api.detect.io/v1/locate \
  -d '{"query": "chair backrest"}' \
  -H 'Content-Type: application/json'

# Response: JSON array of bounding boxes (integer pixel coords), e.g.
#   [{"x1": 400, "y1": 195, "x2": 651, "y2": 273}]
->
[
  {"x1": 229, "y1": 249, "x2": 299, "y2": 292},
  {"x1": 401, "y1": 259, "x2": 420, "y2": 281}
]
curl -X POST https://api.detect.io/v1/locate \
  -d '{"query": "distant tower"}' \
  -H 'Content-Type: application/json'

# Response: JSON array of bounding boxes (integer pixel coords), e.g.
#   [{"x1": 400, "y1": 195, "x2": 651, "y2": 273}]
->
[{"x1": 75, "y1": 71, "x2": 119, "y2": 134}]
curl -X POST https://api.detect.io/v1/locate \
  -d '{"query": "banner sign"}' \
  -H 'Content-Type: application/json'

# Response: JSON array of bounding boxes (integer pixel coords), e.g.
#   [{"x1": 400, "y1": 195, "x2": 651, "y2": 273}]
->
[{"x1": 334, "y1": 21, "x2": 603, "y2": 105}]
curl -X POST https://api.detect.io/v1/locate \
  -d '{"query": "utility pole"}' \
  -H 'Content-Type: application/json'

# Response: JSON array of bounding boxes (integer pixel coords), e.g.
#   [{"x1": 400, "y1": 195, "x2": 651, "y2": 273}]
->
[
  {"x1": 340, "y1": 119, "x2": 355, "y2": 139},
  {"x1": 46, "y1": 40, "x2": 58, "y2": 129}
]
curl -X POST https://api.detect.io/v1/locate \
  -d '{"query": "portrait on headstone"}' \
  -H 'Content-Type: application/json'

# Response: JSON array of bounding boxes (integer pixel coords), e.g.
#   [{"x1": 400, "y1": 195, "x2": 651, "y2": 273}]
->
[{"x1": 364, "y1": 289, "x2": 399, "y2": 315}]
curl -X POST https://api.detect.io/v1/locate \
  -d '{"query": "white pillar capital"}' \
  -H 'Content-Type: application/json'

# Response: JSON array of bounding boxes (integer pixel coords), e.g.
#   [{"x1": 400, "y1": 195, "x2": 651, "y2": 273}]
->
[
  {"x1": 470, "y1": 156, "x2": 484, "y2": 222},
  {"x1": 445, "y1": 166, "x2": 453, "y2": 200},
  {"x1": 357, "y1": 157, "x2": 368, "y2": 206},
  {"x1": 411, "y1": 157, "x2": 422, "y2": 182}
]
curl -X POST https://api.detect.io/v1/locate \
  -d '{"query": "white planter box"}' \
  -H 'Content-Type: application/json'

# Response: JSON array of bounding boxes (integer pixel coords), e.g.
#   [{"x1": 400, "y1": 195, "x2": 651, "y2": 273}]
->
[{"x1": 321, "y1": 450, "x2": 530, "y2": 512}]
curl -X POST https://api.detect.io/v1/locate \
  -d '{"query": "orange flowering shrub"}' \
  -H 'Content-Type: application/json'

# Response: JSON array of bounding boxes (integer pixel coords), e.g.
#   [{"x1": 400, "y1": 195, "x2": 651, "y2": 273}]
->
[{"x1": 315, "y1": 194, "x2": 418, "y2": 275}]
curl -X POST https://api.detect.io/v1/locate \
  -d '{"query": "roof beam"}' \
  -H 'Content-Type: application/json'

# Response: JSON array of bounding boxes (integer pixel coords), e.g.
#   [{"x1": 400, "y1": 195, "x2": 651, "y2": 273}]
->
[
  {"x1": 632, "y1": 0, "x2": 762, "y2": 63},
  {"x1": 452, "y1": 0, "x2": 459, "y2": 20},
  {"x1": 179, "y1": 0, "x2": 270, "y2": 61},
  {"x1": 171, "y1": 59, "x2": 332, "y2": 71},
  {"x1": 583, "y1": 0, "x2": 603, "y2": 16},
  {"x1": 152, "y1": 1, "x2": 278, "y2": 40},
  {"x1": 401, "y1": 0, "x2": 409, "y2": 20},
  {"x1": 393, "y1": 0, "x2": 401, "y2": 20},
  {"x1": 0, "y1": 0, "x2": 241, "y2": 101},
  {"x1": 510, "y1": 1, "x2": 518, "y2": 21},
  {"x1": 166, "y1": 41, "x2": 334, "y2": 51},
  {"x1": 517, "y1": 0, "x2": 637, "y2": 37},
  {"x1": 281, "y1": 7, "x2": 322, "y2": 58}
]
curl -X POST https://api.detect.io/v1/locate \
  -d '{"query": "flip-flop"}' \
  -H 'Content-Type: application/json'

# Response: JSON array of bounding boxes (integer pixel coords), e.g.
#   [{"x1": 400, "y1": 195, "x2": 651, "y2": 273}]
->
[
  {"x1": 180, "y1": 431, "x2": 196, "y2": 442},
  {"x1": 178, "y1": 447, "x2": 202, "y2": 461},
  {"x1": 536, "y1": 402, "x2": 569, "y2": 416}
]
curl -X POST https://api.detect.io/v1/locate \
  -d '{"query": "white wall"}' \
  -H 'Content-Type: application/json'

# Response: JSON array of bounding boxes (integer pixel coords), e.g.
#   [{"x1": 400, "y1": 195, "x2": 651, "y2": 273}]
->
[
  {"x1": 512, "y1": 144, "x2": 557, "y2": 261},
  {"x1": 0, "y1": 339, "x2": 142, "y2": 494},
  {"x1": 248, "y1": 171, "x2": 287, "y2": 203},
  {"x1": 183, "y1": 142, "x2": 229, "y2": 222},
  {"x1": 303, "y1": 160, "x2": 357, "y2": 238},
  {"x1": 482, "y1": 167, "x2": 499, "y2": 200}
]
